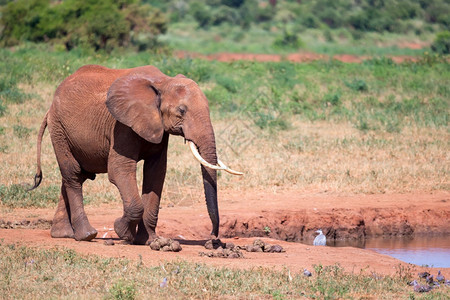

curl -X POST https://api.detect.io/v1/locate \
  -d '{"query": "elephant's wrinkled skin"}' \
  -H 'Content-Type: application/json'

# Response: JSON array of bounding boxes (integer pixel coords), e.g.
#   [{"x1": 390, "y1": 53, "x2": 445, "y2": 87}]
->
[{"x1": 31, "y1": 65, "x2": 220, "y2": 245}]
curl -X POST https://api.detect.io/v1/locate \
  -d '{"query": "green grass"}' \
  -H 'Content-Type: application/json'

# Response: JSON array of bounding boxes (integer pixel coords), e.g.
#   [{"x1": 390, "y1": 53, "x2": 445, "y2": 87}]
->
[
  {"x1": 1, "y1": 242, "x2": 447, "y2": 299},
  {"x1": 161, "y1": 23, "x2": 432, "y2": 56},
  {"x1": 0, "y1": 184, "x2": 59, "y2": 208}
]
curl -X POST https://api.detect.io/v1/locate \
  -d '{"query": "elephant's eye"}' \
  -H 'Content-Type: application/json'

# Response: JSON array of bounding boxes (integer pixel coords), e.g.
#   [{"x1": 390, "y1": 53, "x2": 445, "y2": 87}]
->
[{"x1": 177, "y1": 105, "x2": 187, "y2": 116}]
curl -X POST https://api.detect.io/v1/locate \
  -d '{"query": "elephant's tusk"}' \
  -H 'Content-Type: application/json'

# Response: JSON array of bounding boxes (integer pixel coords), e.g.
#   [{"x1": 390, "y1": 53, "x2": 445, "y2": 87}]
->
[
  {"x1": 188, "y1": 142, "x2": 244, "y2": 175},
  {"x1": 189, "y1": 141, "x2": 226, "y2": 171},
  {"x1": 218, "y1": 159, "x2": 244, "y2": 176}
]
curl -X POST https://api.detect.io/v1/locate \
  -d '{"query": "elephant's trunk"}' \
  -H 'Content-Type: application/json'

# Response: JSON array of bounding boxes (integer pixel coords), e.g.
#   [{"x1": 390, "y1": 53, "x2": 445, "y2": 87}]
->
[
  {"x1": 195, "y1": 132, "x2": 219, "y2": 238},
  {"x1": 200, "y1": 144, "x2": 219, "y2": 237}
]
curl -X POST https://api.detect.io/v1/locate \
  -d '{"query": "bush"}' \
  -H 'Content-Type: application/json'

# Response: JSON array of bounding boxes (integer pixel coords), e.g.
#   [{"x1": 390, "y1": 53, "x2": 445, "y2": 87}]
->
[
  {"x1": 189, "y1": 1, "x2": 212, "y2": 28},
  {"x1": 0, "y1": 0, "x2": 168, "y2": 52},
  {"x1": 273, "y1": 29, "x2": 303, "y2": 50},
  {"x1": 108, "y1": 280, "x2": 136, "y2": 300},
  {"x1": 431, "y1": 31, "x2": 450, "y2": 54},
  {"x1": 345, "y1": 79, "x2": 368, "y2": 92}
]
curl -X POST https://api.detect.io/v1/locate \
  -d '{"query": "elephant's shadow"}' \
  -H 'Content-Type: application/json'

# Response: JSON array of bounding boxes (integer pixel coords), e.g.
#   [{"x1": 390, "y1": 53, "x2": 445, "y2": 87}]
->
[
  {"x1": 175, "y1": 239, "x2": 209, "y2": 246},
  {"x1": 95, "y1": 236, "x2": 208, "y2": 247}
]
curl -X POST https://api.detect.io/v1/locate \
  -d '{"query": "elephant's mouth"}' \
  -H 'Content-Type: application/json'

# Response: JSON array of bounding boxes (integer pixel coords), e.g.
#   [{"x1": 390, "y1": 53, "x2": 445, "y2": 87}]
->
[{"x1": 188, "y1": 141, "x2": 243, "y2": 176}]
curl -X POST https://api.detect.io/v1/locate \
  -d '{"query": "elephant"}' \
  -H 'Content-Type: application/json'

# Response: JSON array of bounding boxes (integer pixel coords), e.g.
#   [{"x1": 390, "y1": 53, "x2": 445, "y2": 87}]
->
[{"x1": 30, "y1": 64, "x2": 242, "y2": 244}]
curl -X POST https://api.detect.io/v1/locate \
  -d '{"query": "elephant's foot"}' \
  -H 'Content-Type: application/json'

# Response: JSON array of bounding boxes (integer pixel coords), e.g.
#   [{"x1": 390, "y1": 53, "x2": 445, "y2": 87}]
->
[
  {"x1": 72, "y1": 217, "x2": 97, "y2": 241},
  {"x1": 50, "y1": 219, "x2": 75, "y2": 239},
  {"x1": 134, "y1": 229, "x2": 149, "y2": 245},
  {"x1": 73, "y1": 226, "x2": 97, "y2": 241},
  {"x1": 134, "y1": 223, "x2": 157, "y2": 245},
  {"x1": 114, "y1": 217, "x2": 137, "y2": 242}
]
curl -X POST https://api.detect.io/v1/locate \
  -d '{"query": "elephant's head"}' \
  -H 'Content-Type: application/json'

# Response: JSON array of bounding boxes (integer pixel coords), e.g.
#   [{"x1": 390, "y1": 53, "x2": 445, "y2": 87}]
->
[{"x1": 105, "y1": 66, "x2": 241, "y2": 238}]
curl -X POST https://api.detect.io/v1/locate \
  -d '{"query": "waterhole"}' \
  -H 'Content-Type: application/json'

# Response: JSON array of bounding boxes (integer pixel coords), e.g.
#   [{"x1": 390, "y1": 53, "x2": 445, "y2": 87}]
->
[{"x1": 309, "y1": 235, "x2": 450, "y2": 268}]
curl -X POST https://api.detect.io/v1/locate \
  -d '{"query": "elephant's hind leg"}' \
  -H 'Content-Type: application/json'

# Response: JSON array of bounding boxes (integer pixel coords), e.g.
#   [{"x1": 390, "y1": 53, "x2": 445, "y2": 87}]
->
[
  {"x1": 51, "y1": 183, "x2": 74, "y2": 238},
  {"x1": 65, "y1": 182, "x2": 97, "y2": 241},
  {"x1": 52, "y1": 138, "x2": 97, "y2": 241}
]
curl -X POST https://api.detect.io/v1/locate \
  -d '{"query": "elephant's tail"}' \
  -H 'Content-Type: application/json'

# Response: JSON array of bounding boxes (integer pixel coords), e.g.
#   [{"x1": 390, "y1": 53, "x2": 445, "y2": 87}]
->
[{"x1": 29, "y1": 111, "x2": 48, "y2": 191}]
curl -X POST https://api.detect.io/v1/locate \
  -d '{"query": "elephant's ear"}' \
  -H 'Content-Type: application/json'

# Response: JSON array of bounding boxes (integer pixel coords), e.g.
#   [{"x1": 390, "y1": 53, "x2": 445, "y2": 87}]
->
[{"x1": 106, "y1": 74, "x2": 164, "y2": 144}]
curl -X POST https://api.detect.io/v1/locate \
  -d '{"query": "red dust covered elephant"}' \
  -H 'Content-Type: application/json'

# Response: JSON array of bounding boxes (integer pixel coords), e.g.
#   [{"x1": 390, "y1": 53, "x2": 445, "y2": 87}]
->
[{"x1": 30, "y1": 64, "x2": 242, "y2": 245}]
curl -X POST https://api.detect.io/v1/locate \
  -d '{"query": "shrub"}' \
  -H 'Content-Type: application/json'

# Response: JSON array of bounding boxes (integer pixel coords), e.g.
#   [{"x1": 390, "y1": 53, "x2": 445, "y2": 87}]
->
[
  {"x1": 108, "y1": 280, "x2": 136, "y2": 300},
  {"x1": 431, "y1": 31, "x2": 450, "y2": 54},
  {"x1": 189, "y1": 1, "x2": 212, "y2": 28},
  {"x1": 0, "y1": 0, "x2": 168, "y2": 52},
  {"x1": 345, "y1": 79, "x2": 368, "y2": 92},
  {"x1": 273, "y1": 29, "x2": 303, "y2": 50},
  {"x1": 323, "y1": 92, "x2": 341, "y2": 106}
]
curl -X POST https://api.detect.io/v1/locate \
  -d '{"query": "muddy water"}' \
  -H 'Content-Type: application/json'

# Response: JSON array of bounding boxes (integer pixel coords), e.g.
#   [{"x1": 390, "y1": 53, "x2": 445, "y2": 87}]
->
[{"x1": 327, "y1": 236, "x2": 450, "y2": 268}]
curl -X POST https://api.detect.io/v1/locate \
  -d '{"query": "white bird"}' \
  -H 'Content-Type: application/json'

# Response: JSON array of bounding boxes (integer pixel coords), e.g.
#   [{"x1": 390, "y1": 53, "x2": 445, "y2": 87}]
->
[{"x1": 313, "y1": 229, "x2": 326, "y2": 246}]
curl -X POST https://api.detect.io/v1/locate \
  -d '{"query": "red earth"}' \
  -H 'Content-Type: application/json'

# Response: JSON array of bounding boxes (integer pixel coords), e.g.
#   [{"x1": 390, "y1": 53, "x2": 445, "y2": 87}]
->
[
  {"x1": 175, "y1": 51, "x2": 420, "y2": 63},
  {"x1": 1, "y1": 190, "x2": 449, "y2": 277}
]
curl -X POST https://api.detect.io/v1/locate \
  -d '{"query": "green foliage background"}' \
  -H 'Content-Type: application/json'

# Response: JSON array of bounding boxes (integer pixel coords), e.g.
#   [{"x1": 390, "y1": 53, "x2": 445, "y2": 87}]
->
[
  {"x1": 1, "y1": 0, "x2": 450, "y2": 52},
  {"x1": 0, "y1": 0, "x2": 167, "y2": 51}
]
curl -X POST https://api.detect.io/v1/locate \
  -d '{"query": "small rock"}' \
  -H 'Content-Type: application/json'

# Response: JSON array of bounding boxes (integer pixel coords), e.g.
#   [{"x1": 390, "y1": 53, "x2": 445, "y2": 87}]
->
[
  {"x1": 159, "y1": 278, "x2": 168, "y2": 288},
  {"x1": 413, "y1": 282, "x2": 432, "y2": 293},
  {"x1": 104, "y1": 239, "x2": 115, "y2": 246},
  {"x1": 418, "y1": 271, "x2": 430, "y2": 278},
  {"x1": 408, "y1": 280, "x2": 418, "y2": 286},
  {"x1": 303, "y1": 269, "x2": 312, "y2": 277},
  {"x1": 436, "y1": 270, "x2": 445, "y2": 282}
]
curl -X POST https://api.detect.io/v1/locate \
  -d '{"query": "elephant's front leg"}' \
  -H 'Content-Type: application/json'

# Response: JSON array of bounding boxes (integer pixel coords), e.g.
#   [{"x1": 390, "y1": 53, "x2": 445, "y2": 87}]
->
[
  {"x1": 108, "y1": 154, "x2": 143, "y2": 243},
  {"x1": 135, "y1": 145, "x2": 168, "y2": 245}
]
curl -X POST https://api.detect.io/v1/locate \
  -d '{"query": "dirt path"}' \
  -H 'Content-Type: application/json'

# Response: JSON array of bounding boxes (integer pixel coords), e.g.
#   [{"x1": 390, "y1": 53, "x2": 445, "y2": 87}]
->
[
  {"x1": 1, "y1": 190, "x2": 449, "y2": 277},
  {"x1": 175, "y1": 51, "x2": 420, "y2": 63}
]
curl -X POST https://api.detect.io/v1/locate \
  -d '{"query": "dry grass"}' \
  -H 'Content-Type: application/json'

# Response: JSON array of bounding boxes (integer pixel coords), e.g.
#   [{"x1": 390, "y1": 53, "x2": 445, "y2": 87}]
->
[
  {"x1": 0, "y1": 82, "x2": 448, "y2": 209},
  {"x1": 2, "y1": 242, "x2": 445, "y2": 299}
]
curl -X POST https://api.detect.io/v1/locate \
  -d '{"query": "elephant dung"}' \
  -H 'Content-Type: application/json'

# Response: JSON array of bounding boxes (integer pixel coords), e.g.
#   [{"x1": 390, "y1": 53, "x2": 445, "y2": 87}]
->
[
  {"x1": 199, "y1": 246, "x2": 244, "y2": 259},
  {"x1": 150, "y1": 237, "x2": 182, "y2": 252},
  {"x1": 265, "y1": 244, "x2": 285, "y2": 253},
  {"x1": 243, "y1": 239, "x2": 285, "y2": 253}
]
